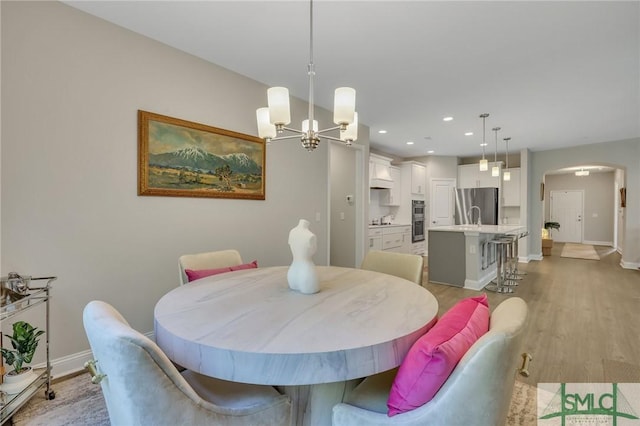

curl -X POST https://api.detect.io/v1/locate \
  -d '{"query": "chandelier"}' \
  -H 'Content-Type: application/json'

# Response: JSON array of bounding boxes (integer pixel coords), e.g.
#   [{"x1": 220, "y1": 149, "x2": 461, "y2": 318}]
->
[{"x1": 255, "y1": 0, "x2": 357, "y2": 151}]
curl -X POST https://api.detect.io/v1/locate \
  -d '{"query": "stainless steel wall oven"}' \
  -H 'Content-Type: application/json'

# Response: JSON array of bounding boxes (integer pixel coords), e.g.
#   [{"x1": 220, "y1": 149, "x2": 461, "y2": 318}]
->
[{"x1": 412, "y1": 200, "x2": 425, "y2": 242}]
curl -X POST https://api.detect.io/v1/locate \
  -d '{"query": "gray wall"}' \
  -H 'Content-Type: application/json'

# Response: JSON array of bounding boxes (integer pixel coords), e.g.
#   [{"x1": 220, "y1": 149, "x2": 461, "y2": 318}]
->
[
  {"x1": 529, "y1": 138, "x2": 640, "y2": 267},
  {"x1": 1, "y1": 1, "x2": 368, "y2": 361},
  {"x1": 330, "y1": 143, "x2": 357, "y2": 267},
  {"x1": 544, "y1": 171, "x2": 615, "y2": 244}
]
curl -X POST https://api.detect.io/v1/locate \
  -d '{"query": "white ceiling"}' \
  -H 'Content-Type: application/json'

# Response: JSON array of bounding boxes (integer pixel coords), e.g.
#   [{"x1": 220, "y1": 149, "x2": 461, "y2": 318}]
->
[{"x1": 64, "y1": 1, "x2": 639, "y2": 159}]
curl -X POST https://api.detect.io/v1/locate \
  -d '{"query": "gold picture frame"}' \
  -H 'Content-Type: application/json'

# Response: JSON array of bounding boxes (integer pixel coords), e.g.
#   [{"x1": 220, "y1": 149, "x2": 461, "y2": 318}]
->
[{"x1": 138, "y1": 110, "x2": 265, "y2": 200}]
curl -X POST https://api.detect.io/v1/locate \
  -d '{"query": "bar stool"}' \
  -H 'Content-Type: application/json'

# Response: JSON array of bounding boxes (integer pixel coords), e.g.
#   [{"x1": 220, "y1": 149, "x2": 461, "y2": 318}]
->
[
  {"x1": 511, "y1": 231, "x2": 529, "y2": 278},
  {"x1": 502, "y1": 234, "x2": 521, "y2": 286},
  {"x1": 485, "y1": 237, "x2": 514, "y2": 294}
]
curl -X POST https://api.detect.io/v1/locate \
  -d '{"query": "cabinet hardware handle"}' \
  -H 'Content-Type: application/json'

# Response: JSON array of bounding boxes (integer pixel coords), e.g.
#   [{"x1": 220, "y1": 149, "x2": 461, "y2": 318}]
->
[
  {"x1": 84, "y1": 359, "x2": 107, "y2": 384},
  {"x1": 519, "y1": 352, "x2": 532, "y2": 377}
]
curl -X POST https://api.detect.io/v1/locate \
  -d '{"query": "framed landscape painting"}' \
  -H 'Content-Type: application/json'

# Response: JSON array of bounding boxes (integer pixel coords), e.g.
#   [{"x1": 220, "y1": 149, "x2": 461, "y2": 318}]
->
[{"x1": 138, "y1": 110, "x2": 265, "y2": 200}]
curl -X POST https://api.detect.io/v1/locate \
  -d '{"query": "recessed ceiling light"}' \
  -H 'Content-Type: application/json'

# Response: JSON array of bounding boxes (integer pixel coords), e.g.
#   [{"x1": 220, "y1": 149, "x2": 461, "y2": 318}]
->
[
  {"x1": 465, "y1": 132, "x2": 473, "y2": 136},
  {"x1": 443, "y1": 116, "x2": 453, "y2": 122},
  {"x1": 378, "y1": 130, "x2": 387, "y2": 134},
  {"x1": 406, "y1": 141, "x2": 414, "y2": 145},
  {"x1": 480, "y1": 143, "x2": 488, "y2": 147},
  {"x1": 427, "y1": 150, "x2": 434, "y2": 154}
]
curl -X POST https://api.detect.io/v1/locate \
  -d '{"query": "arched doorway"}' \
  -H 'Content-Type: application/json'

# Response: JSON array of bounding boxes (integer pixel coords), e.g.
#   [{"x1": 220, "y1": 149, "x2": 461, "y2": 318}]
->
[{"x1": 541, "y1": 163, "x2": 625, "y2": 258}]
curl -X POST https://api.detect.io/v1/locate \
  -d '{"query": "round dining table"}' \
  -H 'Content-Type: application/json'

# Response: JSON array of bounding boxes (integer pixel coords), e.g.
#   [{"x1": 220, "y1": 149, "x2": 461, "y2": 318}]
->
[{"x1": 154, "y1": 265, "x2": 438, "y2": 426}]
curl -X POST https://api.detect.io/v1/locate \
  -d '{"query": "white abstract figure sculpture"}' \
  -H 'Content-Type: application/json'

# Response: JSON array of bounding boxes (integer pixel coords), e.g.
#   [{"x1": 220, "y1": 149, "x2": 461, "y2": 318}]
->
[{"x1": 287, "y1": 219, "x2": 319, "y2": 294}]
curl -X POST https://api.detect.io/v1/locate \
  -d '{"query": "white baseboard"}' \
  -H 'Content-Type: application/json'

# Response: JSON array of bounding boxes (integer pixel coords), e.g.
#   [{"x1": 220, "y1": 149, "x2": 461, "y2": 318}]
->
[
  {"x1": 530, "y1": 253, "x2": 543, "y2": 261},
  {"x1": 620, "y1": 260, "x2": 640, "y2": 270},
  {"x1": 583, "y1": 240, "x2": 613, "y2": 246},
  {"x1": 32, "y1": 349, "x2": 93, "y2": 379},
  {"x1": 464, "y1": 270, "x2": 497, "y2": 291},
  {"x1": 32, "y1": 331, "x2": 155, "y2": 379}
]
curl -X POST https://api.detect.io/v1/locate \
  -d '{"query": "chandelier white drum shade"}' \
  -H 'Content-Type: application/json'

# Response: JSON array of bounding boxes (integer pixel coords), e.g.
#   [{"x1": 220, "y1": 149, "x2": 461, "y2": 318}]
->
[
  {"x1": 266, "y1": 87, "x2": 291, "y2": 126},
  {"x1": 255, "y1": 0, "x2": 357, "y2": 151},
  {"x1": 334, "y1": 88, "x2": 357, "y2": 125}
]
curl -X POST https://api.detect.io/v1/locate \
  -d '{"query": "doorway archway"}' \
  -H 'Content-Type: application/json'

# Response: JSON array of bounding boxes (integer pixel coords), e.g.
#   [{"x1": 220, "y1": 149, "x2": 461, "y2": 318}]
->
[{"x1": 541, "y1": 163, "x2": 625, "y2": 258}]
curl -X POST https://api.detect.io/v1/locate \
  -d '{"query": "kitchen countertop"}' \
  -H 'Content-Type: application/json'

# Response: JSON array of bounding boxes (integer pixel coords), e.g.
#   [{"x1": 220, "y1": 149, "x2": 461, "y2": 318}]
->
[
  {"x1": 428, "y1": 224, "x2": 525, "y2": 234},
  {"x1": 369, "y1": 223, "x2": 411, "y2": 228}
]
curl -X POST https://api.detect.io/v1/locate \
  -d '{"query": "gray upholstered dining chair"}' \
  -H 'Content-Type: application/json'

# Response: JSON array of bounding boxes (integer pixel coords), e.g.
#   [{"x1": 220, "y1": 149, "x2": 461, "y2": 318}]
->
[
  {"x1": 178, "y1": 249, "x2": 243, "y2": 285},
  {"x1": 332, "y1": 297, "x2": 529, "y2": 425},
  {"x1": 360, "y1": 250, "x2": 424, "y2": 285},
  {"x1": 83, "y1": 300, "x2": 291, "y2": 426}
]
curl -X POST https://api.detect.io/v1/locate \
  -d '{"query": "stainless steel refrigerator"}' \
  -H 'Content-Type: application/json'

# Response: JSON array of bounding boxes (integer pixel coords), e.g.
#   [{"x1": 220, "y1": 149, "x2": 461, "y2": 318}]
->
[{"x1": 454, "y1": 187, "x2": 499, "y2": 225}]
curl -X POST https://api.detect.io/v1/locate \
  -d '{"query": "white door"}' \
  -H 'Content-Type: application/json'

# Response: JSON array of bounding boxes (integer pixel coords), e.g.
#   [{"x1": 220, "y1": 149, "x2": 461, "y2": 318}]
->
[
  {"x1": 550, "y1": 190, "x2": 583, "y2": 243},
  {"x1": 430, "y1": 178, "x2": 456, "y2": 226}
]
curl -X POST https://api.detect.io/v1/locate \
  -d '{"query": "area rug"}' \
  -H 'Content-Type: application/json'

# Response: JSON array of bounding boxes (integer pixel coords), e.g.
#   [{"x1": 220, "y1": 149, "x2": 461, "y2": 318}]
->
[
  {"x1": 11, "y1": 373, "x2": 536, "y2": 425},
  {"x1": 560, "y1": 243, "x2": 600, "y2": 260},
  {"x1": 11, "y1": 373, "x2": 109, "y2": 426}
]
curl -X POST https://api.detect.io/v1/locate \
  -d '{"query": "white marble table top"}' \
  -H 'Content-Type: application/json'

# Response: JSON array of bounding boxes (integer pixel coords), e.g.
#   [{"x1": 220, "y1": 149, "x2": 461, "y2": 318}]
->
[
  {"x1": 428, "y1": 224, "x2": 526, "y2": 234},
  {"x1": 154, "y1": 266, "x2": 438, "y2": 386}
]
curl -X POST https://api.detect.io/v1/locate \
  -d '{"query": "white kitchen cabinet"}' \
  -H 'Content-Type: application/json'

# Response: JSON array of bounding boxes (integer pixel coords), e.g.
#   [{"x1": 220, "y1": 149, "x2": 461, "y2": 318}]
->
[
  {"x1": 367, "y1": 228, "x2": 383, "y2": 251},
  {"x1": 368, "y1": 226, "x2": 412, "y2": 253},
  {"x1": 381, "y1": 225, "x2": 411, "y2": 252},
  {"x1": 401, "y1": 227, "x2": 412, "y2": 253},
  {"x1": 369, "y1": 154, "x2": 394, "y2": 189},
  {"x1": 457, "y1": 164, "x2": 477, "y2": 189},
  {"x1": 380, "y1": 166, "x2": 401, "y2": 206},
  {"x1": 400, "y1": 161, "x2": 427, "y2": 198},
  {"x1": 502, "y1": 168, "x2": 521, "y2": 206},
  {"x1": 412, "y1": 241, "x2": 426, "y2": 256},
  {"x1": 382, "y1": 233, "x2": 403, "y2": 251},
  {"x1": 457, "y1": 162, "x2": 502, "y2": 188},
  {"x1": 411, "y1": 163, "x2": 426, "y2": 195}
]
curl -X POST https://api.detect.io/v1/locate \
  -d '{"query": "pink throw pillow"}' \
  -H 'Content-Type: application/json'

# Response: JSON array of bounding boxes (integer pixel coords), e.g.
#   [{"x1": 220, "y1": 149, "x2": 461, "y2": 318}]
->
[
  {"x1": 387, "y1": 294, "x2": 490, "y2": 416},
  {"x1": 230, "y1": 260, "x2": 258, "y2": 271},
  {"x1": 185, "y1": 260, "x2": 258, "y2": 282}
]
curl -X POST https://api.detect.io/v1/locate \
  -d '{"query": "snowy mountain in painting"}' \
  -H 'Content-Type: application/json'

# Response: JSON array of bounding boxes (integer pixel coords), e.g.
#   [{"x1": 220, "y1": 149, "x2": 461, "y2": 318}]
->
[
  {"x1": 175, "y1": 146, "x2": 208, "y2": 161},
  {"x1": 149, "y1": 147, "x2": 261, "y2": 174}
]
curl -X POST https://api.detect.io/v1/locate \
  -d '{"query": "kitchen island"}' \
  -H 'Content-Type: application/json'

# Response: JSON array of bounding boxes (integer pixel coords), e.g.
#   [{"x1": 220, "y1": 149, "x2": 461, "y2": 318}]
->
[{"x1": 428, "y1": 224, "x2": 525, "y2": 290}]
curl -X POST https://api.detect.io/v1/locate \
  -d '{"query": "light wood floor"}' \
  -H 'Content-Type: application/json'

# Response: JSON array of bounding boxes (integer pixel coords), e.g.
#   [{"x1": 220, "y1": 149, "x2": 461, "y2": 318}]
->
[{"x1": 423, "y1": 243, "x2": 640, "y2": 385}]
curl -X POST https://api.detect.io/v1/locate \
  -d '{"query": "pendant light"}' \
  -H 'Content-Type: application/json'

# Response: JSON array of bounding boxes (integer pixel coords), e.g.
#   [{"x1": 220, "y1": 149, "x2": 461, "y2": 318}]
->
[
  {"x1": 255, "y1": 0, "x2": 357, "y2": 151},
  {"x1": 503, "y1": 137, "x2": 511, "y2": 181},
  {"x1": 491, "y1": 127, "x2": 501, "y2": 177},
  {"x1": 479, "y1": 113, "x2": 489, "y2": 171}
]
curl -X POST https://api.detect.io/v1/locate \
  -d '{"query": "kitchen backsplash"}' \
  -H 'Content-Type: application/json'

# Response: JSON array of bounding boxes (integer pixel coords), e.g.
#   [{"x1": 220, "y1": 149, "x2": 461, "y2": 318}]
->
[{"x1": 369, "y1": 189, "x2": 398, "y2": 223}]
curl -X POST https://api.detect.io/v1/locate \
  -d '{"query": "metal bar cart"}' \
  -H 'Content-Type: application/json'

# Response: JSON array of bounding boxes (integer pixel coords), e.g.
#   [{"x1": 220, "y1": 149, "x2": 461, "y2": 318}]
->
[{"x1": 1, "y1": 275, "x2": 56, "y2": 425}]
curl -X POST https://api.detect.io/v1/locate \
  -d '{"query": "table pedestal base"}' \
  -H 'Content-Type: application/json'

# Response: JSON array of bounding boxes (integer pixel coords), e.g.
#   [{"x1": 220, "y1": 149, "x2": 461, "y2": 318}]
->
[{"x1": 279, "y1": 379, "x2": 362, "y2": 426}]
